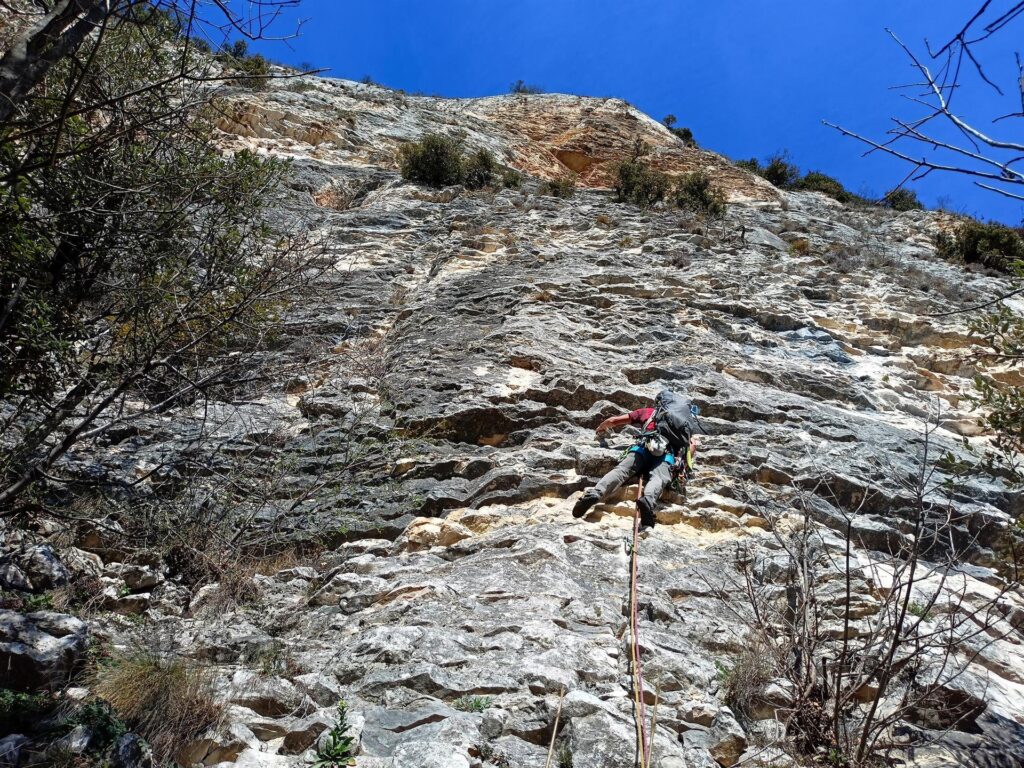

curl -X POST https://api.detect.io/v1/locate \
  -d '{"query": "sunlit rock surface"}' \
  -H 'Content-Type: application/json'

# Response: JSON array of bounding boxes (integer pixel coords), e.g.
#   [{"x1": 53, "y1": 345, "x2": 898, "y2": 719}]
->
[{"x1": 6, "y1": 75, "x2": 1023, "y2": 767}]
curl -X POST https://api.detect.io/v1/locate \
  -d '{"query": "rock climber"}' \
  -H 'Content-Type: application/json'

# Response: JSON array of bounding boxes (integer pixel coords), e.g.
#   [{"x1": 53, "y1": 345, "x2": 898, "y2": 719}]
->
[{"x1": 572, "y1": 391, "x2": 700, "y2": 533}]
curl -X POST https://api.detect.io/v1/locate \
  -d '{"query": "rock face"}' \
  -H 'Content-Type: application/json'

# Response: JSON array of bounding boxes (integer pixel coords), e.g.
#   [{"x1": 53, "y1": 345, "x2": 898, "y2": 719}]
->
[
  {"x1": 215, "y1": 81, "x2": 777, "y2": 200},
  {"x1": 0, "y1": 610, "x2": 87, "y2": 691},
  {"x1": 7, "y1": 76, "x2": 1024, "y2": 767}
]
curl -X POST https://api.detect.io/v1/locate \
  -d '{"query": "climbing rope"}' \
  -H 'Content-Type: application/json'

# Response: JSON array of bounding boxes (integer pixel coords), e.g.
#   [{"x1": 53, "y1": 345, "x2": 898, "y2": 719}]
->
[{"x1": 627, "y1": 477, "x2": 651, "y2": 768}]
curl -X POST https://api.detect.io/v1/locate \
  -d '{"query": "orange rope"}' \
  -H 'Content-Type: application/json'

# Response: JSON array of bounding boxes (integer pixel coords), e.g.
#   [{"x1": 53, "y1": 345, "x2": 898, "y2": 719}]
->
[{"x1": 628, "y1": 477, "x2": 650, "y2": 768}]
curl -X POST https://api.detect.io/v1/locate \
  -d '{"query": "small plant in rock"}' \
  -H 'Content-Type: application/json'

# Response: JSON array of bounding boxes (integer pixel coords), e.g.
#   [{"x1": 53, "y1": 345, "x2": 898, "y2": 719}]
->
[
  {"x1": 93, "y1": 652, "x2": 222, "y2": 763},
  {"x1": 311, "y1": 701, "x2": 357, "y2": 767},
  {"x1": 453, "y1": 695, "x2": 493, "y2": 712},
  {"x1": 789, "y1": 238, "x2": 811, "y2": 256},
  {"x1": 69, "y1": 699, "x2": 129, "y2": 754},
  {"x1": 22, "y1": 591, "x2": 55, "y2": 611},
  {"x1": 714, "y1": 659, "x2": 731, "y2": 684},
  {"x1": 478, "y1": 741, "x2": 511, "y2": 767},
  {"x1": 735, "y1": 158, "x2": 761, "y2": 174},
  {"x1": 464, "y1": 149, "x2": 498, "y2": 190},
  {"x1": 906, "y1": 601, "x2": 934, "y2": 620},
  {"x1": 399, "y1": 133, "x2": 466, "y2": 187},
  {"x1": 884, "y1": 187, "x2": 924, "y2": 211},
  {"x1": 673, "y1": 171, "x2": 727, "y2": 219},
  {"x1": 539, "y1": 175, "x2": 577, "y2": 198},
  {"x1": 501, "y1": 168, "x2": 522, "y2": 188},
  {"x1": 722, "y1": 642, "x2": 775, "y2": 723},
  {"x1": 557, "y1": 744, "x2": 574, "y2": 768},
  {"x1": 615, "y1": 159, "x2": 672, "y2": 207}
]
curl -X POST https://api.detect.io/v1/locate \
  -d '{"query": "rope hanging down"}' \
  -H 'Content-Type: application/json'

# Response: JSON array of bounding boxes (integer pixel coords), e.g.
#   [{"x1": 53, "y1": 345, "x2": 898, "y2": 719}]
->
[{"x1": 628, "y1": 478, "x2": 652, "y2": 768}]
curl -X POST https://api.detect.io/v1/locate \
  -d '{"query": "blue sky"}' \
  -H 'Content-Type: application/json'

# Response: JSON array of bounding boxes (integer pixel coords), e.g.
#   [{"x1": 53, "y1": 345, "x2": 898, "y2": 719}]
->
[{"x1": 246, "y1": 1, "x2": 1024, "y2": 223}]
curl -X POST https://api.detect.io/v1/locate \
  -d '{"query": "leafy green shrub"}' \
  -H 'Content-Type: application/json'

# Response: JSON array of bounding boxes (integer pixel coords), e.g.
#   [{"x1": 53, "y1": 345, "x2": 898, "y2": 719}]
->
[
  {"x1": 884, "y1": 187, "x2": 924, "y2": 211},
  {"x1": 0, "y1": 17, "x2": 308, "y2": 516},
  {"x1": 662, "y1": 115, "x2": 697, "y2": 146},
  {"x1": 215, "y1": 40, "x2": 271, "y2": 90},
  {"x1": 539, "y1": 175, "x2": 577, "y2": 198},
  {"x1": 312, "y1": 701, "x2": 357, "y2": 767},
  {"x1": 739, "y1": 155, "x2": 865, "y2": 203},
  {"x1": 797, "y1": 171, "x2": 858, "y2": 203},
  {"x1": 971, "y1": 304, "x2": 1024, "y2": 480},
  {"x1": 760, "y1": 153, "x2": 801, "y2": 188},
  {"x1": 70, "y1": 700, "x2": 128, "y2": 753},
  {"x1": 935, "y1": 220, "x2": 1024, "y2": 273},
  {"x1": 463, "y1": 149, "x2": 498, "y2": 190},
  {"x1": 0, "y1": 688, "x2": 54, "y2": 732},
  {"x1": 615, "y1": 159, "x2": 672, "y2": 207},
  {"x1": 734, "y1": 158, "x2": 760, "y2": 174},
  {"x1": 674, "y1": 171, "x2": 727, "y2": 219},
  {"x1": 399, "y1": 134, "x2": 466, "y2": 187},
  {"x1": 510, "y1": 79, "x2": 544, "y2": 94},
  {"x1": 736, "y1": 154, "x2": 800, "y2": 188}
]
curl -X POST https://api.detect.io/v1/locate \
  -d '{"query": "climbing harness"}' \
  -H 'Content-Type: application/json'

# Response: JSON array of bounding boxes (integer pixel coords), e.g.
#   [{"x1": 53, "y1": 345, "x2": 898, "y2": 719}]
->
[{"x1": 627, "y1": 476, "x2": 652, "y2": 768}]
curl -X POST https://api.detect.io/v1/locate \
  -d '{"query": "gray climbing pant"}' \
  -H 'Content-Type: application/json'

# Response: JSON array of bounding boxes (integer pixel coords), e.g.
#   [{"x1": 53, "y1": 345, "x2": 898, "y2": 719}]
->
[{"x1": 582, "y1": 451, "x2": 674, "y2": 522}]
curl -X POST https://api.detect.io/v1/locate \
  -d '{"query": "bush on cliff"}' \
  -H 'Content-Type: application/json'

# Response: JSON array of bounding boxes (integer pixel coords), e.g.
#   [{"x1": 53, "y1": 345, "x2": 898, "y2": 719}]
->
[
  {"x1": 399, "y1": 135, "x2": 506, "y2": 190},
  {"x1": 539, "y1": 174, "x2": 577, "y2": 198},
  {"x1": 463, "y1": 148, "x2": 499, "y2": 190},
  {"x1": 399, "y1": 133, "x2": 466, "y2": 187},
  {"x1": 884, "y1": 187, "x2": 924, "y2": 211},
  {"x1": 738, "y1": 154, "x2": 876, "y2": 207},
  {"x1": 615, "y1": 159, "x2": 672, "y2": 207},
  {"x1": 674, "y1": 171, "x2": 727, "y2": 219},
  {"x1": 796, "y1": 171, "x2": 859, "y2": 204},
  {"x1": 510, "y1": 79, "x2": 544, "y2": 95},
  {"x1": 662, "y1": 115, "x2": 697, "y2": 147},
  {"x1": 758, "y1": 153, "x2": 802, "y2": 189},
  {"x1": 936, "y1": 219, "x2": 1024, "y2": 274},
  {"x1": 215, "y1": 39, "x2": 272, "y2": 90}
]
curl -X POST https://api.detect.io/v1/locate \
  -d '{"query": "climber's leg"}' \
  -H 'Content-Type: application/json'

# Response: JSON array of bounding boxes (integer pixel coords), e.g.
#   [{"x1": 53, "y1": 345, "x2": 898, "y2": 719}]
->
[
  {"x1": 638, "y1": 460, "x2": 673, "y2": 530},
  {"x1": 573, "y1": 452, "x2": 642, "y2": 517}
]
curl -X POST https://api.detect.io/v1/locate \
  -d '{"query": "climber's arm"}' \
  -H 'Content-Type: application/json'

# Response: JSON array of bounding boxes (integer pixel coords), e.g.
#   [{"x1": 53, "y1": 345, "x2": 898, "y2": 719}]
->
[{"x1": 595, "y1": 413, "x2": 631, "y2": 436}]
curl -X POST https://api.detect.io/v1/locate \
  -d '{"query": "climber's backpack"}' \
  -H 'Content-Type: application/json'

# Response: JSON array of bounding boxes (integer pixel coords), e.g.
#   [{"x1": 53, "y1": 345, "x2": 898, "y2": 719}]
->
[{"x1": 641, "y1": 390, "x2": 697, "y2": 456}]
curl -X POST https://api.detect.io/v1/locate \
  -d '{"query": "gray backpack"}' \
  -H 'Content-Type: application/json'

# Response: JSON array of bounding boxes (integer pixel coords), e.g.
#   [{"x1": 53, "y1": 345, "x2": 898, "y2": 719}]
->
[{"x1": 642, "y1": 390, "x2": 697, "y2": 454}]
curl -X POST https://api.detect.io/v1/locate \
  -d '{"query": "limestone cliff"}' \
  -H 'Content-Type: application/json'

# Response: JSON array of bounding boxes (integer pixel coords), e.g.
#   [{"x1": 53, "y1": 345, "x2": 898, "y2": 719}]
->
[{"x1": 2, "y1": 74, "x2": 1022, "y2": 768}]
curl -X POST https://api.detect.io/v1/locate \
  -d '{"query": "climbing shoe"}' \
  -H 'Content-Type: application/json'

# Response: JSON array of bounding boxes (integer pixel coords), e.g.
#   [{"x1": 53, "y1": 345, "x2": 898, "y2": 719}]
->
[
  {"x1": 638, "y1": 498, "x2": 656, "y2": 531},
  {"x1": 639, "y1": 522, "x2": 655, "y2": 535},
  {"x1": 572, "y1": 494, "x2": 598, "y2": 518}
]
